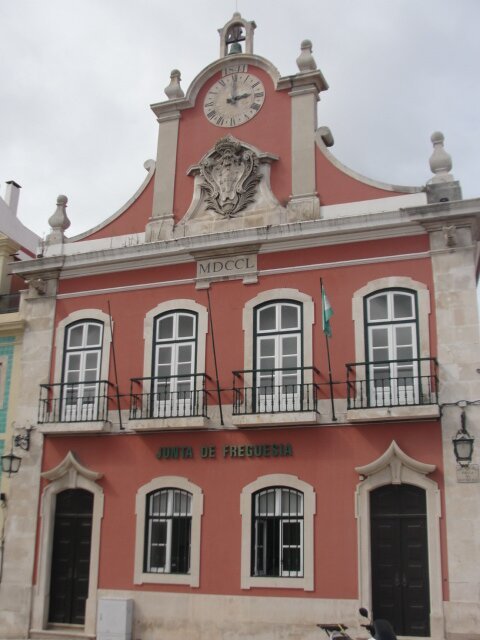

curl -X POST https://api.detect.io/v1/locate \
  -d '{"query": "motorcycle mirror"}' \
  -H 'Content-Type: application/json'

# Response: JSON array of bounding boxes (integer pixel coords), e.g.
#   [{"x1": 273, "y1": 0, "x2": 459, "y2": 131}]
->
[{"x1": 359, "y1": 607, "x2": 369, "y2": 619}]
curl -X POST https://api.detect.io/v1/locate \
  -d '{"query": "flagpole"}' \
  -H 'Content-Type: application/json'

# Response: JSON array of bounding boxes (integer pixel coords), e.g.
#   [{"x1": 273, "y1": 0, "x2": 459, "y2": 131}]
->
[
  {"x1": 206, "y1": 287, "x2": 224, "y2": 426},
  {"x1": 320, "y1": 279, "x2": 337, "y2": 421}
]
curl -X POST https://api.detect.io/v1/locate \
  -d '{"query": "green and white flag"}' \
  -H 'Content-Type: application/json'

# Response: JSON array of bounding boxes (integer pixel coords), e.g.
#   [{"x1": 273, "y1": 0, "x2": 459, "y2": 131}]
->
[{"x1": 321, "y1": 285, "x2": 334, "y2": 338}]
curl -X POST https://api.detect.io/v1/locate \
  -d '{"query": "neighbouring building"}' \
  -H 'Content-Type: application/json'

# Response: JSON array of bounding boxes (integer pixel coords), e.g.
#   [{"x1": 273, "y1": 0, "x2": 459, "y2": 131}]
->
[
  {"x1": 0, "y1": 180, "x2": 39, "y2": 583},
  {"x1": 1, "y1": 14, "x2": 479, "y2": 640}
]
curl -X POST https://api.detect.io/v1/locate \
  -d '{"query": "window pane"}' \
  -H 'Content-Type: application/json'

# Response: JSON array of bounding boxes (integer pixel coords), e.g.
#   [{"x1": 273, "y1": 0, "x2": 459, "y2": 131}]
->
[
  {"x1": 371, "y1": 328, "x2": 388, "y2": 347},
  {"x1": 177, "y1": 344, "x2": 193, "y2": 363},
  {"x1": 282, "y1": 521, "x2": 301, "y2": 545},
  {"x1": 368, "y1": 295, "x2": 388, "y2": 321},
  {"x1": 149, "y1": 545, "x2": 166, "y2": 570},
  {"x1": 66, "y1": 354, "x2": 81, "y2": 371},
  {"x1": 68, "y1": 325, "x2": 84, "y2": 348},
  {"x1": 156, "y1": 346, "x2": 172, "y2": 366},
  {"x1": 157, "y1": 315, "x2": 174, "y2": 340},
  {"x1": 178, "y1": 314, "x2": 195, "y2": 338},
  {"x1": 259, "y1": 339, "x2": 275, "y2": 357},
  {"x1": 282, "y1": 548, "x2": 301, "y2": 572},
  {"x1": 281, "y1": 490, "x2": 302, "y2": 515},
  {"x1": 151, "y1": 519, "x2": 167, "y2": 544},
  {"x1": 86, "y1": 323, "x2": 102, "y2": 346},
  {"x1": 396, "y1": 326, "x2": 413, "y2": 346},
  {"x1": 258, "y1": 306, "x2": 276, "y2": 331},
  {"x1": 393, "y1": 293, "x2": 413, "y2": 319},
  {"x1": 85, "y1": 352, "x2": 99, "y2": 370},
  {"x1": 281, "y1": 305, "x2": 299, "y2": 330},
  {"x1": 282, "y1": 336, "x2": 298, "y2": 356}
]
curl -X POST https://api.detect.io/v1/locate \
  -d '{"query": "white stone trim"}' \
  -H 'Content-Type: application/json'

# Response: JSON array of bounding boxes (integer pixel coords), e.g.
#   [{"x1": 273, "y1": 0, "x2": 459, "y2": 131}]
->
[
  {"x1": 240, "y1": 473, "x2": 315, "y2": 591},
  {"x1": 53, "y1": 308, "x2": 113, "y2": 384},
  {"x1": 32, "y1": 451, "x2": 104, "y2": 635},
  {"x1": 134, "y1": 476, "x2": 203, "y2": 587},
  {"x1": 242, "y1": 289, "x2": 315, "y2": 387},
  {"x1": 142, "y1": 299, "x2": 208, "y2": 380},
  {"x1": 354, "y1": 441, "x2": 444, "y2": 639}
]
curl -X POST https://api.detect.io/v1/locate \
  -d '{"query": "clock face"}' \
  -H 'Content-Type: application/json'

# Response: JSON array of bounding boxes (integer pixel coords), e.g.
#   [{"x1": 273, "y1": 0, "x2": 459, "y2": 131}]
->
[{"x1": 203, "y1": 72, "x2": 265, "y2": 128}]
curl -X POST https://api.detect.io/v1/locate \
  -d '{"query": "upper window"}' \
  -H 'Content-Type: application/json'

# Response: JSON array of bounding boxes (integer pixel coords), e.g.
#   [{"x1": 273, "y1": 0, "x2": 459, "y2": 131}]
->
[
  {"x1": 134, "y1": 476, "x2": 203, "y2": 586},
  {"x1": 365, "y1": 289, "x2": 419, "y2": 406},
  {"x1": 254, "y1": 302, "x2": 303, "y2": 412},
  {"x1": 144, "y1": 487, "x2": 192, "y2": 574},
  {"x1": 252, "y1": 486, "x2": 303, "y2": 578},
  {"x1": 61, "y1": 321, "x2": 104, "y2": 421},
  {"x1": 151, "y1": 311, "x2": 198, "y2": 418}
]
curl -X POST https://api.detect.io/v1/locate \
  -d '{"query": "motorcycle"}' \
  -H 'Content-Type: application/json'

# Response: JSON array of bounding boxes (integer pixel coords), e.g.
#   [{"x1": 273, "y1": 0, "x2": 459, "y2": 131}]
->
[
  {"x1": 317, "y1": 608, "x2": 397, "y2": 640},
  {"x1": 359, "y1": 607, "x2": 397, "y2": 640}
]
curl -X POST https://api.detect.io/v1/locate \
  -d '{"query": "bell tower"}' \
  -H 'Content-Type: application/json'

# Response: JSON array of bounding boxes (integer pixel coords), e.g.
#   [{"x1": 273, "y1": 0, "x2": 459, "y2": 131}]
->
[{"x1": 218, "y1": 13, "x2": 256, "y2": 57}]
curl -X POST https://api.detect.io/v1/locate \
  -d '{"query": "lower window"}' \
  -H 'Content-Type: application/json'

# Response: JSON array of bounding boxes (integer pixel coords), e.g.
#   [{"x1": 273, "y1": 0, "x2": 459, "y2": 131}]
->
[
  {"x1": 145, "y1": 488, "x2": 191, "y2": 574},
  {"x1": 134, "y1": 476, "x2": 203, "y2": 586},
  {"x1": 252, "y1": 487, "x2": 303, "y2": 577}
]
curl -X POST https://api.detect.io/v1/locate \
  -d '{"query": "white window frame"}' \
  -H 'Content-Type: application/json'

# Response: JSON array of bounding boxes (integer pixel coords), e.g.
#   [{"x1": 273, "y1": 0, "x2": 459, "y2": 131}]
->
[
  {"x1": 134, "y1": 476, "x2": 203, "y2": 587},
  {"x1": 143, "y1": 300, "x2": 208, "y2": 383},
  {"x1": 240, "y1": 474, "x2": 315, "y2": 591},
  {"x1": 152, "y1": 311, "x2": 197, "y2": 418},
  {"x1": 54, "y1": 309, "x2": 112, "y2": 391}
]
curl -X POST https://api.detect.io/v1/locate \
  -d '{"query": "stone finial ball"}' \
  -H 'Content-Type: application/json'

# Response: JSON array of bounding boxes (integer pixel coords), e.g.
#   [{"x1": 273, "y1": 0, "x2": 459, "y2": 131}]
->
[
  {"x1": 57, "y1": 195, "x2": 68, "y2": 205},
  {"x1": 170, "y1": 69, "x2": 181, "y2": 78},
  {"x1": 301, "y1": 39, "x2": 313, "y2": 50},
  {"x1": 233, "y1": 11, "x2": 241, "y2": 18},
  {"x1": 431, "y1": 131, "x2": 444, "y2": 144}
]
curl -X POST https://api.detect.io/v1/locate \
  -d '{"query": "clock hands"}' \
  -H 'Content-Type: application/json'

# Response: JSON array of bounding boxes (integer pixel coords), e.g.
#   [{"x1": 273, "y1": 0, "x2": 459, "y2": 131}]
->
[{"x1": 226, "y1": 92, "x2": 251, "y2": 104}]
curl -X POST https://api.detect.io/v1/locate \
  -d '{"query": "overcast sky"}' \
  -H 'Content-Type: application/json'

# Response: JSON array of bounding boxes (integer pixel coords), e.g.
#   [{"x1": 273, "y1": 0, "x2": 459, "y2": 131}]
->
[{"x1": 0, "y1": 0, "x2": 478, "y2": 238}]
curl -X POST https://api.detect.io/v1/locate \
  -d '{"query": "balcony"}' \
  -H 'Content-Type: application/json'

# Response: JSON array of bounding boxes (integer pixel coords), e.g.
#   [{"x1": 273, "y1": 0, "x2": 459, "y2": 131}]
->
[
  {"x1": 129, "y1": 373, "x2": 208, "y2": 430},
  {"x1": 346, "y1": 357, "x2": 439, "y2": 421},
  {"x1": 232, "y1": 367, "x2": 320, "y2": 426},
  {"x1": 38, "y1": 380, "x2": 114, "y2": 433}
]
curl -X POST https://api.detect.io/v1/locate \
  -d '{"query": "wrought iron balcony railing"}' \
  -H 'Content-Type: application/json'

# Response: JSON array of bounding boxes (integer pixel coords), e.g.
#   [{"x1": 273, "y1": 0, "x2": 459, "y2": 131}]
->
[
  {"x1": 232, "y1": 367, "x2": 320, "y2": 416},
  {"x1": 129, "y1": 373, "x2": 208, "y2": 420},
  {"x1": 0, "y1": 292, "x2": 20, "y2": 314},
  {"x1": 38, "y1": 380, "x2": 113, "y2": 423},
  {"x1": 346, "y1": 357, "x2": 438, "y2": 410}
]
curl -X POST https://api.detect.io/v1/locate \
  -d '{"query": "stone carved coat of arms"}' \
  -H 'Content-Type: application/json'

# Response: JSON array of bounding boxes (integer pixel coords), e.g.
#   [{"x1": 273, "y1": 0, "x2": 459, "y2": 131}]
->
[{"x1": 199, "y1": 136, "x2": 262, "y2": 218}]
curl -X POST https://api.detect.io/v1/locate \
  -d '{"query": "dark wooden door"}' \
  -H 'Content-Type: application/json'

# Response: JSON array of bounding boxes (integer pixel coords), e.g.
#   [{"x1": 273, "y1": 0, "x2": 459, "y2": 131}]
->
[
  {"x1": 370, "y1": 484, "x2": 430, "y2": 637},
  {"x1": 49, "y1": 489, "x2": 93, "y2": 625}
]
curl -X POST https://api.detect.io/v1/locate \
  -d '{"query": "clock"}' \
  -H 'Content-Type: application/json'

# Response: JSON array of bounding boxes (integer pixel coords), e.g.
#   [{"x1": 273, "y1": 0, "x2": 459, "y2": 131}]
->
[{"x1": 203, "y1": 72, "x2": 265, "y2": 128}]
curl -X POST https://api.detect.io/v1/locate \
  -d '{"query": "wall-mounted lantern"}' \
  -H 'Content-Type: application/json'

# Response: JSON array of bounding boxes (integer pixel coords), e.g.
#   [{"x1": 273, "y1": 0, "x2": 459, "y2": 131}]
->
[
  {"x1": 0, "y1": 423, "x2": 34, "y2": 477},
  {"x1": 452, "y1": 408, "x2": 475, "y2": 467}
]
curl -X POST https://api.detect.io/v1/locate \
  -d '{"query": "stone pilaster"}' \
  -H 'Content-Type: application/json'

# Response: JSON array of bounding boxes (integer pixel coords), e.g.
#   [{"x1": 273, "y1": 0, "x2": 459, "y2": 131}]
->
[
  {"x1": 0, "y1": 276, "x2": 58, "y2": 637},
  {"x1": 145, "y1": 111, "x2": 181, "y2": 242},
  {"x1": 427, "y1": 216, "x2": 480, "y2": 638}
]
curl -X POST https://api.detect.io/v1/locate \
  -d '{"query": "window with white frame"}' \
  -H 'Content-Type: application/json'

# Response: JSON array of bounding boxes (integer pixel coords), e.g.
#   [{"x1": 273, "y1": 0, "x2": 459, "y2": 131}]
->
[
  {"x1": 61, "y1": 321, "x2": 104, "y2": 421},
  {"x1": 365, "y1": 289, "x2": 419, "y2": 407},
  {"x1": 252, "y1": 486, "x2": 304, "y2": 578},
  {"x1": 151, "y1": 310, "x2": 198, "y2": 418},
  {"x1": 254, "y1": 301, "x2": 303, "y2": 412},
  {"x1": 240, "y1": 474, "x2": 315, "y2": 590},
  {"x1": 144, "y1": 487, "x2": 192, "y2": 574},
  {"x1": 134, "y1": 476, "x2": 203, "y2": 586}
]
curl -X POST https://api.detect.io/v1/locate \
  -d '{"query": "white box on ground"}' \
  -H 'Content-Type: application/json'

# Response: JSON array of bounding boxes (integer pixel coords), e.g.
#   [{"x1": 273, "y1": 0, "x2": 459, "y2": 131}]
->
[{"x1": 97, "y1": 598, "x2": 134, "y2": 640}]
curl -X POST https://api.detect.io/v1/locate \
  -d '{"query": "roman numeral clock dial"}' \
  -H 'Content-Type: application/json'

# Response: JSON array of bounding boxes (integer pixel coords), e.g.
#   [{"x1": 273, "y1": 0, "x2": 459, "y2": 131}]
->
[{"x1": 203, "y1": 72, "x2": 265, "y2": 127}]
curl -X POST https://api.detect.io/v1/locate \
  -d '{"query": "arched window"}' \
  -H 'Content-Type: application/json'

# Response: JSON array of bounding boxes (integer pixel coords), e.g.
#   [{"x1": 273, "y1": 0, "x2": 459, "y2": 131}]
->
[
  {"x1": 365, "y1": 289, "x2": 419, "y2": 406},
  {"x1": 240, "y1": 474, "x2": 315, "y2": 591},
  {"x1": 61, "y1": 320, "x2": 104, "y2": 421},
  {"x1": 134, "y1": 476, "x2": 203, "y2": 586},
  {"x1": 151, "y1": 311, "x2": 198, "y2": 418},
  {"x1": 144, "y1": 488, "x2": 192, "y2": 574},
  {"x1": 254, "y1": 301, "x2": 303, "y2": 412},
  {"x1": 252, "y1": 486, "x2": 303, "y2": 578}
]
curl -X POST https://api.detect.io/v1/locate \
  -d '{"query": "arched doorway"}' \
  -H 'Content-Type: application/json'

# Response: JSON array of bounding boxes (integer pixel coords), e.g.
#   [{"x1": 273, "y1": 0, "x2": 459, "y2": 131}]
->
[
  {"x1": 48, "y1": 489, "x2": 93, "y2": 625},
  {"x1": 370, "y1": 483, "x2": 430, "y2": 636}
]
